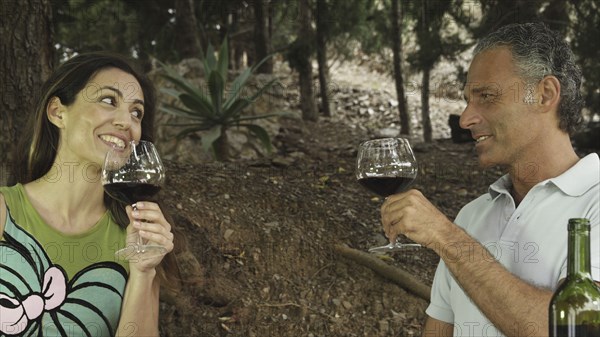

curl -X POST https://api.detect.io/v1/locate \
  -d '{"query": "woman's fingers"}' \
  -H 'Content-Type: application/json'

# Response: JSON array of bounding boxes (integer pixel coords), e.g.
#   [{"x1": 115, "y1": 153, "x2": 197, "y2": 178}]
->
[{"x1": 127, "y1": 202, "x2": 174, "y2": 252}]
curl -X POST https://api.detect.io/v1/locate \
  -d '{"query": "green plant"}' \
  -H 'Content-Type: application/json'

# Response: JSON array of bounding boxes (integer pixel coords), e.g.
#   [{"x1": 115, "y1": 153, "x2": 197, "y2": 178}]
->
[{"x1": 158, "y1": 38, "x2": 281, "y2": 161}]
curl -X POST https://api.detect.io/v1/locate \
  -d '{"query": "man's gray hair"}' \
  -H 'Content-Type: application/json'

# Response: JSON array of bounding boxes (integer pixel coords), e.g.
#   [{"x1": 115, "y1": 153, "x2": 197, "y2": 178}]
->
[{"x1": 474, "y1": 22, "x2": 584, "y2": 135}]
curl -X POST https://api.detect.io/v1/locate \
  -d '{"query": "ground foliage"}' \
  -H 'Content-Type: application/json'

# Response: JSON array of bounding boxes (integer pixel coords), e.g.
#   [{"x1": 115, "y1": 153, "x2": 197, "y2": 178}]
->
[
  {"x1": 152, "y1": 56, "x2": 598, "y2": 337},
  {"x1": 156, "y1": 109, "x2": 507, "y2": 336}
]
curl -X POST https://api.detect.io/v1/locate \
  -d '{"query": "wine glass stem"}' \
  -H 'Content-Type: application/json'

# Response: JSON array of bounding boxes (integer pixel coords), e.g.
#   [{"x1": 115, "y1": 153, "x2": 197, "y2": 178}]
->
[{"x1": 133, "y1": 204, "x2": 144, "y2": 252}]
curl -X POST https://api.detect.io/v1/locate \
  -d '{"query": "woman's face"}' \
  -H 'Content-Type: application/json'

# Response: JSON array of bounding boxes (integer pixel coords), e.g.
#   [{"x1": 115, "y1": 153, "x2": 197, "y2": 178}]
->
[{"x1": 53, "y1": 67, "x2": 145, "y2": 168}]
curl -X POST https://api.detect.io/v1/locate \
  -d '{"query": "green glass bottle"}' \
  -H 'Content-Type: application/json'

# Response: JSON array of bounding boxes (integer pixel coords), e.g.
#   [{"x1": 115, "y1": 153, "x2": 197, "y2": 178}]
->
[{"x1": 549, "y1": 218, "x2": 600, "y2": 337}]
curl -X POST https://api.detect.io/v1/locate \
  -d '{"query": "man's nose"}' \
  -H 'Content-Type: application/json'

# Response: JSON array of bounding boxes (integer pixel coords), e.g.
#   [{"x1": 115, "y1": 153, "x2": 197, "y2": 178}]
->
[{"x1": 459, "y1": 103, "x2": 480, "y2": 130}]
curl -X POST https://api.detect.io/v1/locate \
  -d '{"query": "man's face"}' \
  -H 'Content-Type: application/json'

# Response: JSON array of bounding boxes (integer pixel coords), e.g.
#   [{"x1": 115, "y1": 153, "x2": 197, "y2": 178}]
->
[{"x1": 460, "y1": 47, "x2": 543, "y2": 169}]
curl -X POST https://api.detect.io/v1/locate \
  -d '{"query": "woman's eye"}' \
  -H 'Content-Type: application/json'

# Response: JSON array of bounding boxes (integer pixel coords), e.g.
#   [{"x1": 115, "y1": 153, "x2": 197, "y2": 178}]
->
[
  {"x1": 101, "y1": 96, "x2": 116, "y2": 105},
  {"x1": 131, "y1": 109, "x2": 144, "y2": 120}
]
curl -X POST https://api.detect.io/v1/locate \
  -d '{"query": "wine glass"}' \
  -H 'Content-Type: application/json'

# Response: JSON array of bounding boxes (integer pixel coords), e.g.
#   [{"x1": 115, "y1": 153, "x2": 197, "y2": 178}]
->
[
  {"x1": 102, "y1": 140, "x2": 167, "y2": 260},
  {"x1": 356, "y1": 138, "x2": 420, "y2": 252}
]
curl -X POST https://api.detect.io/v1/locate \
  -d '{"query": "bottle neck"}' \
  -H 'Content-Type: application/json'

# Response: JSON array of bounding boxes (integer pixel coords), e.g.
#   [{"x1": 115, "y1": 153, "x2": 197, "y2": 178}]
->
[{"x1": 567, "y1": 226, "x2": 591, "y2": 278}]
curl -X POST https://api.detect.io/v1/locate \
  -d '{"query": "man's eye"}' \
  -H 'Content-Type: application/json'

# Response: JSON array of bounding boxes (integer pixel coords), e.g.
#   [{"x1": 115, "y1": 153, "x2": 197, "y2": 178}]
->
[{"x1": 480, "y1": 93, "x2": 495, "y2": 101}]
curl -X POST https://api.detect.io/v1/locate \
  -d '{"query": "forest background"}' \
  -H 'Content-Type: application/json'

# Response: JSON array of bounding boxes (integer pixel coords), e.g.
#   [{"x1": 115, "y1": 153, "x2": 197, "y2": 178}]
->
[
  {"x1": 1, "y1": 0, "x2": 599, "y2": 162},
  {"x1": 1, "y1": 1, "x2": 599, "y2": 336}
]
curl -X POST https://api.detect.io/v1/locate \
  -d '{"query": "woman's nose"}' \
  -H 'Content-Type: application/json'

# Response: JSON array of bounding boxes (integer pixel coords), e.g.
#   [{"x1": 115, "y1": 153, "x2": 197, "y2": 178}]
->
[{"x1": 112, "y1": 108, "x2": 131, "y2": 130}]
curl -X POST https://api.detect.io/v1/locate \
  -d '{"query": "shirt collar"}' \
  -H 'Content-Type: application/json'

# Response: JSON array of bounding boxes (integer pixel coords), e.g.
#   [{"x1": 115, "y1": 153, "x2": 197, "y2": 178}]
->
[
  {"x1": 548, "y1": 153, "x2": 599, "y2": 196},
  {"x1": 488, "y1": 153, "x2": 600, "y2": 198},
  {"x1": 488, "y1": 174, "x2": 511, "y2": 199}
]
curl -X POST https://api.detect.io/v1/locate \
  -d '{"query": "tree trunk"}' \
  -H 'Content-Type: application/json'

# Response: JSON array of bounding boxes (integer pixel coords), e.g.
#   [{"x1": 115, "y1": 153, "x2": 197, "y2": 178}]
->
[
  {"x1": 298, "y1": 0, "x2": 318, "y2": 121},
  {"x1": 316, "y1": 0, "x2": 332, "y2": 117},
  {"x1": 0, "y1": 0, "x2": 54, "y2": 185},
  {"x1": 253, "y1": 0, "x2": 273, "y2": 73},
  {"x1": 231, "y1": 9, "x2": 243, "y2": 70},
  {"x1": 421, "y1": 66, "x2": 433, "y2": 142},
  {"x1": 391, "y1": 0, "x2": 410, "y2": 135},
  {"x1": 175, "y1": 0, "x2": 202, "y2": 59},
  {"x1": 214, "y1": 127, "x2": 231, "y2": 162},
  {"x1": 334, "y1": 244, "x2": 431, "y2": 301}
]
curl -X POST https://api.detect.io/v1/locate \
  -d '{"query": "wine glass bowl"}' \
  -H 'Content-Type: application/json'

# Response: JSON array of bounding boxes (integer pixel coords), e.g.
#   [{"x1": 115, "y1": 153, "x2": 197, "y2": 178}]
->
[
  {"x1": 355, "y1": 138, "x2": 420, "y2": 252},
  {"x1": 102, "y1": 140, "x2": 166, "y2": 260},
  {"x1": 356, "y1": 138, "x2": 417, "y2": 197}
]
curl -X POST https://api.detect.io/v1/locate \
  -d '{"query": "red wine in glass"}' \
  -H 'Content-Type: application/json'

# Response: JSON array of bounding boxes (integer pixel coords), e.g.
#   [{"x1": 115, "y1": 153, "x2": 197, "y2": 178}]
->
[
  {"x1": 104, "y1": 182, "x2": 162, "y2": 205},
  {"x1": 358, "y1": 176, "x2": 415, "y2": 198},
  {"x1": 102, "y1": 140, "x2": 166, "y2": 260},
  {"x1": 356, "y1": 138, "x2": 420, "y2": 252}
]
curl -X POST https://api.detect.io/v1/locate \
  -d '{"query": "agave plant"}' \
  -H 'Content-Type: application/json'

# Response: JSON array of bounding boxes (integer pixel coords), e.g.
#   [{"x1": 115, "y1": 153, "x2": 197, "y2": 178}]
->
[{"x1": 158, "y1": 39, "x2": 280, "y2": 161}]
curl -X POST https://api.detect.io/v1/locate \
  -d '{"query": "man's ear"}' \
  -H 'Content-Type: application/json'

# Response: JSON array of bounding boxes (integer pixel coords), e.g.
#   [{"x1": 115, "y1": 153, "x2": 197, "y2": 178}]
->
[
  {"x1": 47, "y1": 97, "x2": 66, "y2": 128},
  {"x1": 538, "y1": 75, "x2": 561, "y2": 110}
]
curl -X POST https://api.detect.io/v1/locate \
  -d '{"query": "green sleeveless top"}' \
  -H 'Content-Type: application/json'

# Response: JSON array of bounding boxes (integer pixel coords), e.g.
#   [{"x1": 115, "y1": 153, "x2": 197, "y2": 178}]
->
[{"x1": 0, "y1": 184, "x2": 129, "y2": 337}]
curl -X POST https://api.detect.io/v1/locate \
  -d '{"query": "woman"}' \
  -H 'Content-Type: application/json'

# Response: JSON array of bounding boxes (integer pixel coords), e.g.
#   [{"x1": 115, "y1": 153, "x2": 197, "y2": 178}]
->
[{"x1": 0, "y1": 52, "x2": 186, "y2": 336}]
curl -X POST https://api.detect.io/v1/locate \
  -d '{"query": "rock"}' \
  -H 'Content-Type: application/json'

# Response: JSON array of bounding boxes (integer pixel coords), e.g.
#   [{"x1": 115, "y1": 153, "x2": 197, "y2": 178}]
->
[
  {"x1": 223, "y1": 229, "x2": 234, "y2": 240},
  {"x1": 378, "y1": 320, "x2": 390, "y2": 333},
  {"x1": 176, "y1": 58, "x2": 204, "y2": 78},
  {"x1": 448, "y1": 114, "x2": 472, "y2": 143},
  {"x1": 272, "y1": 156, "x2": 293, "y2": 167},
  {"x1": 371, "y1": 233, "x2": 388, "y2": 246},
  {"x1": 374, "y1": 127, "x2": 399, "y2": 138}
]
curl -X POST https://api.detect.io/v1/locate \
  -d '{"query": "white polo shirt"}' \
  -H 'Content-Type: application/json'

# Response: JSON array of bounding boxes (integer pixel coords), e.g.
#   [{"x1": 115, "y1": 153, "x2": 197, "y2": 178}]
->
[{"x1": 426, "y1": 153, "x2": 600, "y2": 337}]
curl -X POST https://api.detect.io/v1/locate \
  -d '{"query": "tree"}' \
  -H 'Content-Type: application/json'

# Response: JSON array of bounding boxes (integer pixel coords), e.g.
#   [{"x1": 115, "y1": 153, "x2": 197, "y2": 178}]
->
[
  {"x1": 175, "y1": 0, "x2": 202, "y2": 59},
  {"x1": 253, "y1": 0, "x2": 273, "y2": 73},
  {"x1": 405, "y1": 0, "x2": 469, "y2": 142},
  {"x1": 569, "y1": 0, "x2": 600, "y2": 120},
  {"x1": 52, "y1": 0, "x2": 139, "y2": 57},
  {"x1": 290, "y1": 0, "x2": 318, "y2": 121},
  {"x1": 0, "y1": 0, "x2": 55, "y2": 184},
  {"x1": 315, "y1": 0, "x2": 332, "y2": 117},
  {"x1": 390, "y1": 0, "x2": 410, "y2": 135},
  {"x1": 540, "y1": 0, "x2": 570, "y2": 34},
  {"x1": 408, "y1": 0, "x2": 452, "y2": 142},
  {"x1": 475, "y1": 0, "x2": 541, "y2": 37}
]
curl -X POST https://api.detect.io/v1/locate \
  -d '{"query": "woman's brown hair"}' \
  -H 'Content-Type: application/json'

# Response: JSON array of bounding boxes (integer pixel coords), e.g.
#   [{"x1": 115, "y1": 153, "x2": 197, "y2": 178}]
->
[{"x1": 11, "y1": 51, "x2": 194, "y2": 294}]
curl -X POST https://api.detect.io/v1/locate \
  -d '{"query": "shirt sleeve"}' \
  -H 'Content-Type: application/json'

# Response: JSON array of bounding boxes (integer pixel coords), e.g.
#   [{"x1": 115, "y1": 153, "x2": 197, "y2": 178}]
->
[{"x1": 425, "y1": 259, "x2": 455, "y2": 324}]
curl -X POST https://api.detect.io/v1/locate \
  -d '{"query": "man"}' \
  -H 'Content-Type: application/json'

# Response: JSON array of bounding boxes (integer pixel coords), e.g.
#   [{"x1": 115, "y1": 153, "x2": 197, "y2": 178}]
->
[{"x1": 381, "y1": 23, "x2": 599, "y2": 337}]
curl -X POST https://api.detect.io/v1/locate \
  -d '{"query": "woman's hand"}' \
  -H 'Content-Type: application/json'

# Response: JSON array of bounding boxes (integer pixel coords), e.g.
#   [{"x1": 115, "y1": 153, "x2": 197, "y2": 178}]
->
[{"x1": 125, "y1": 202, "x2": 174, "y2": 272}]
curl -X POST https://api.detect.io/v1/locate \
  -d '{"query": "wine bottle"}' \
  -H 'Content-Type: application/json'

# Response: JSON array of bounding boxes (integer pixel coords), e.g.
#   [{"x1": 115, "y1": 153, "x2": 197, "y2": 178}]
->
[{"x1": 549, "y1": 218, "x2": 600, "y2": 337}]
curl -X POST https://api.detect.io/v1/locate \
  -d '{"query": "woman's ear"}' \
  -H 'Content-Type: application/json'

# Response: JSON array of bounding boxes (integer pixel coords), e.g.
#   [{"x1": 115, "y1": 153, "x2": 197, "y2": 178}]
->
[{"x1": 47, "y1": 97, "x2": 66, "y2": 128}]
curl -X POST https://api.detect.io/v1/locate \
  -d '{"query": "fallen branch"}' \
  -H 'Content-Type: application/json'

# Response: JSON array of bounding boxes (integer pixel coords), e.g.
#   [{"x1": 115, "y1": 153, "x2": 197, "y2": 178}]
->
[{"x1": 334, "y1": 244, "x2": 431, "y2": 301}]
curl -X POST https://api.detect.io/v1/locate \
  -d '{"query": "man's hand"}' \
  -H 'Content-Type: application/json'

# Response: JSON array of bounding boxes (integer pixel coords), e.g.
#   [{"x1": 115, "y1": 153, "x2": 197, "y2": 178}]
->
[{"x1": 381, "y1": 189, "x2": 455, "y2": 249}]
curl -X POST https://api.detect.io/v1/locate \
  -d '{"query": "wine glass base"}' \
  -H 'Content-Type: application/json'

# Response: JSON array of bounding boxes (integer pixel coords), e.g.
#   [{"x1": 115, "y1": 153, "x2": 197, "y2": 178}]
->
[
  {"x1": 368, "y1": 242, "x2": 422, "y2": 253},
  {"x1": 115, "y1": 244, "x2": 167, "y2": 261}
]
